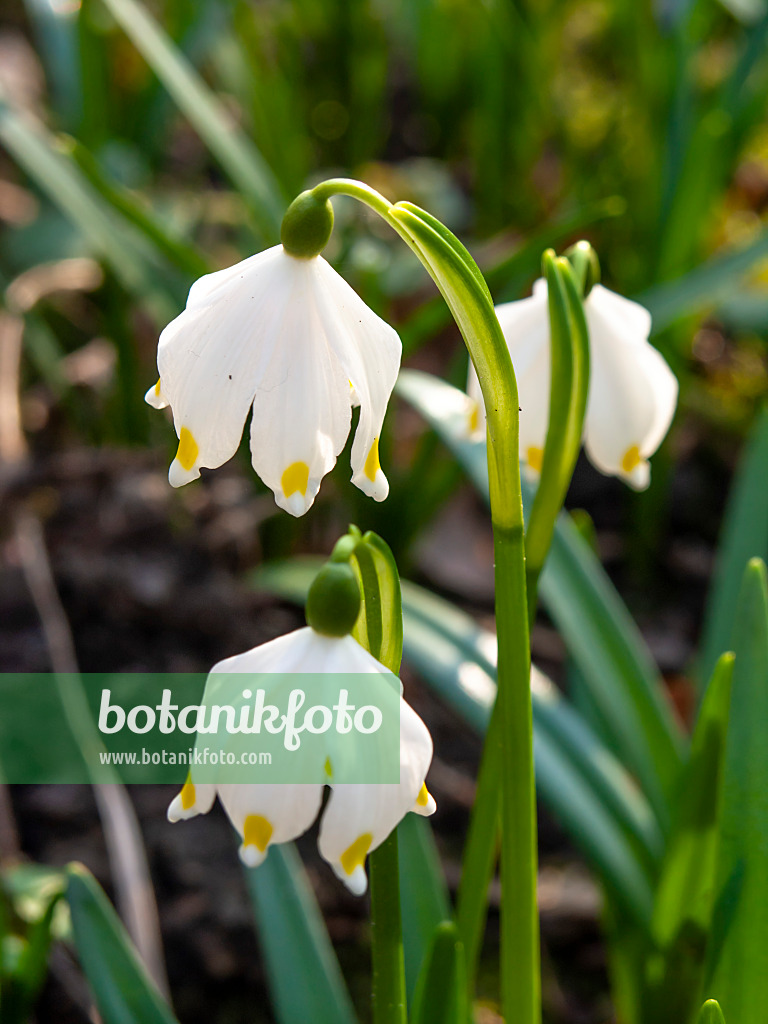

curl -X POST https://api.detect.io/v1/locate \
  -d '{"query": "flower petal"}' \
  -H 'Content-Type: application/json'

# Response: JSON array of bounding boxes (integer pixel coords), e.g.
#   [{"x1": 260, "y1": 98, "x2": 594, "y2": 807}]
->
[
  {"x1": 584, "y1": 315, "x2": 678, "y2": 490},
  {"x1": 247, "y1": 261, "x2": 352, "y2": 516},
  {"x1": 586, "y1": 284, "x2": 652, "y2": 344},
  {"x1": 469, "y1": 282, "x2": 551, "y2": 466},
  {"x1": 217, "y1": 782, "x2": 324, "y2": 868},
  {"x1": 145, "y1": 377, "x2": 169, "y2": 410},
  {"x1": 167, "y1": 776, "x2": 216, "y2": 822},
  {"x1": 156, "y1": 246, "x2": 293, "y2": 487},
  {"x1": 310, "y1": 258, "x2": 401, "y2": 503},
  {"x1": 317, "y1": 693, "x2": 433, "y2": 895}
]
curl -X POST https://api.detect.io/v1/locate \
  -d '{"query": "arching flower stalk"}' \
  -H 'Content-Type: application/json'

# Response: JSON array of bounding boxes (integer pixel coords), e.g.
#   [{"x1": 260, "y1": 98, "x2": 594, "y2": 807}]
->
[{"x1": 467, "y1": 280, "x2": 678, "y2": 489}]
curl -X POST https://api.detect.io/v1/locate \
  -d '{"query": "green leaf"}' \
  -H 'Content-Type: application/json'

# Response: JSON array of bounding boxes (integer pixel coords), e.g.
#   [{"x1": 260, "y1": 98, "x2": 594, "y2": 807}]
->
[
  {"x1": 653, "y1": 653, "x2": 734, "y2": 946},
  {"x1": 97, "y1": 0, "x2": 283, "y2": 240},
  {"x1": 6, "y1": 888, "x2": 63, "y2": 1022},
  {"x1": 243, "y1": 844, "x2": 358, "y2": 1024},
  {"x1": 705, "y1": 559, "x2": 768, "y2": 1023},
  {"x1": 397, "y1": 815, "x2": 451, "y2": 1000},
  {"x1": 65, "y1": 863, "x2": 179, "y2": 1024},
  {"x1": 410, "y1": 922, "x2": 468, "y2": 1024},
  {"x1": 645, "y1": 653, "x2": 735, "y2": 1023},
  {"x1": 698, "y1": 999, "x2": 727, "y2": 1024},
  {"x1": 526, "y1": 252, "x2": 590, "y2": 585},
  {"x1": 395, "y1": 369, "x2": 684, "y2": 829},
  {"x1": 349, "y1": 530, "x2": 404, "y2": 676},
  {"x1": 0, "y1": 92, "x2": 176, "y2": 323},
  {"x1": 699, "y1": 407, "x2": 768, "y2": 687},
  {"x1": 254, "y1": 560, "x2": 658, "y2": 929},
  {"x1": 639, "y1": 228, "x2": 768, "y2": 334},
  {"x1": 66, "y1": 136, "x2": 211, "y2": 280}
]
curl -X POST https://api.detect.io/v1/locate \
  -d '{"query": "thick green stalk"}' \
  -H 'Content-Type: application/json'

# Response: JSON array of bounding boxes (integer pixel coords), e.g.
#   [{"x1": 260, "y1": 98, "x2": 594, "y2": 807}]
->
[
  {"x1": 302, "y1": 179, "x2": 540, "y2": 1024},
  {"x1": 456, "y1": 250, "x2": 591, "y2": 995},
  {"x1": 487, "y1": 440, "x2": 539, "y2": 1024},
  {"x1": 370, "y1": 834, "x2": 408, "y2": 1024}
]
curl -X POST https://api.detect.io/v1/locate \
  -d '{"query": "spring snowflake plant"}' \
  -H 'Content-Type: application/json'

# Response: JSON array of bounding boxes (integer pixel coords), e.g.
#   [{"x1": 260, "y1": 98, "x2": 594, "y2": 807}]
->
[{"x1": 148, "y1": 182, "x2": 688, "y2": 1024}]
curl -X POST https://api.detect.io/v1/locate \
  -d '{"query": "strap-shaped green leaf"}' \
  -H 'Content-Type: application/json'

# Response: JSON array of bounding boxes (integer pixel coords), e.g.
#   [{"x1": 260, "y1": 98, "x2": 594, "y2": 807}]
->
[
  {"x1": 348, "y1": 530, "x2": 404, "y2": 676},
  {"x1": 705, "y1": 558, "x2": 768, "y2": 1023},
  {"x1": 65, "y1": 863, "x2": 179, "y2": 1024},
  {"x1": 645, "y1": 653, "x2": 735, "y2": 1023},
  {"x1": 699, "y1": 407, "x2": 768, "y2": 687},
  {"x1": 397, "y1": 815, "x2": 451, "y2": 1000},
  {"x1": 244, "y1": 844, "x2": 358, "y2": 1024},
  {"x1": 698, "y1": 999, "x2": 726, "y2": 1024},
  {"x1": 410, "y1": 922, "x2": 468, "y2": 1024},
  {"x1": 395, "y1": 368, "x2": 684, "y2": 830},
  {"x1": 526, "y1": 253, "x2": 590, "y2": 587}
]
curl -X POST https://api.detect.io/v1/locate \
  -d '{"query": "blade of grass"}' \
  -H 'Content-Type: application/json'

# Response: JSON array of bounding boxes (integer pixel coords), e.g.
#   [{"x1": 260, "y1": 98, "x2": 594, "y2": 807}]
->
[{"x1": 97, "y1": 0, "x2": 284, "y2": 240}]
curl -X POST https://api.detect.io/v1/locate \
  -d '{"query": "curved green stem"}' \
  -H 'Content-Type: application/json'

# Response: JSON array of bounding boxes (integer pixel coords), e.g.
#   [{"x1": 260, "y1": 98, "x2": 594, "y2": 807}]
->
[{"x1": 309, "y1": 180, "x2": 539, "y2": 1024}]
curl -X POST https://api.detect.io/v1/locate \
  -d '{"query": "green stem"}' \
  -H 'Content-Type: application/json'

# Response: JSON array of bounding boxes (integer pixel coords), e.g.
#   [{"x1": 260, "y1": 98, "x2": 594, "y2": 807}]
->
[
  {"x1": 309, "y1": 178, "x2": 541, "y2": 1024},
  {"x1": 487, "y1": 453, "x2": 539, "y2": 1024},
  {"x1": 369, "y1": 833, "x2": 407, "y2": 1024},
  {"x1": 455, "y1": 567, "x2": 540, "y2": 995}
]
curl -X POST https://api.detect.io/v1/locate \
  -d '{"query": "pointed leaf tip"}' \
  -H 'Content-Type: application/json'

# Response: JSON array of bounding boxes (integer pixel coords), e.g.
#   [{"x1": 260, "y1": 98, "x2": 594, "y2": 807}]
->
[{"x1": 698, "y1": 998, "x2": 726, "y2": 1024}]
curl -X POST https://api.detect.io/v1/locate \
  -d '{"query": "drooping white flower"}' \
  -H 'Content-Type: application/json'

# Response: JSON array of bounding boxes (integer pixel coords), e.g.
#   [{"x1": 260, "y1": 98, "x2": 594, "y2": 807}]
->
[
  {"x1": 467, "y1": 281, "x2": 678, "y2": 489},
  {"x1": 167, "y1": 626, "x2": 435, "y2": 896},
  {"x1": 146, "y1": 245, "x2": 401, "y2": 516}
]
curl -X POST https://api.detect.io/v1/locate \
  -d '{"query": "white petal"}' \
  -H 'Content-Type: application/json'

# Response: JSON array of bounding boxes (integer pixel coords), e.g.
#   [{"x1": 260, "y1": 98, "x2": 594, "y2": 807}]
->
[
  {"x1": 317, "y1": 691, "x2": 433, "y2": 895},
  {"x1": 167, "y1": 779, "x2": 216, "y2": 822},
  {"x1": 157, "y1": 246, "x2": 294, "y2": 487},
  {"x1": 584, "y1": 314, "x2": 678, "y2": 489},
  {"x1": 145, "y1": 378, "x2": 169, "y2": 410},
  {"x1": 468, "y1": 282, "x2": 550, "y2": 465},
  {"x1": 586, "y1": 284, "x2": 652, "y2": 344},
  {"x1": 217, "y1": 782, "x2": 323, "y2": 868},
  {"x1": 247, "y1": 259, "x2": 353, "y2": 515},
  {"x1": 310, "y1": 258, "x2": 401, "y2": 502},
  {"x1": 516, "y1": 339, "x2": 551, "y2": 475},
  {"x1": 494, "y1": 280, "x2": 551, "y2": 383}
]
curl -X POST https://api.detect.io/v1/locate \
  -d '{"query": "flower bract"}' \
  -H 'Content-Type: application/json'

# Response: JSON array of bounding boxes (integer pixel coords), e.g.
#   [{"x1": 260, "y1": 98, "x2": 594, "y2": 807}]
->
[
  {"x1": 146, "y1": 245, "x2": 401, "y2": 515},
  {"x1": 167, "y1": 626, "x2": 435, "y2": 895},
  {"x1": 467, "y1": 281, "x2": 678, "y2": 489}
]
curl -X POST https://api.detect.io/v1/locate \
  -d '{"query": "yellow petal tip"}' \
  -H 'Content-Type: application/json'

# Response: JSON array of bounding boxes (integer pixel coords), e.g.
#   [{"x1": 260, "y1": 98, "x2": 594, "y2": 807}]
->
[
  {"x1": 180, "y1": 775, "x2": 196, "y2": 810},
  {"x1": 339, "y1": 832, "x2": 373, "y2": 876},
  {"x1": 621, "y1": 444, "x2": 642, "y2": 474},
  {"x1": 526, "y1": 446, "x2": 544, "y2": 473},
  {"x1": 243, "y1": 814, "x2": 273, "y2": 853},
  {"x1": 281, "y1": 461, "x2": 310, "y2": 497},
  {"x1": 176, "y1": 427, "x2": 199, "y2": 471},
  {"x1": 364, "y1": 439, "x2": 380, "y2": 482}
]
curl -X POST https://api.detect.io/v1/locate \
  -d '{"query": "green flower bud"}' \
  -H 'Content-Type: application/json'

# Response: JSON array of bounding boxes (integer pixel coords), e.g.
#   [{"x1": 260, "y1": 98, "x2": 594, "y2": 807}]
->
[
  {"x1": 281, "y1": 190, "x2": 334, "y2": 259},
  {"x1": 305, "y1": 562, "x2": 361, "y2": 637},
  {"x1": 564, "y1": 241, "x2": 600, "y2": 298}
]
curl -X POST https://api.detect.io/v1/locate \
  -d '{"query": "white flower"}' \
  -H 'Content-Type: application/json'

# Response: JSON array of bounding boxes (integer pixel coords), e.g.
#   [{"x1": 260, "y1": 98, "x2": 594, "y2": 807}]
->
[
  {"x1": 167, "y1": 626, "x2": 435, "y2": 896},
  {"x1": 146, "y1": 245, "x2": 401, "y2": 516},
  {"x1": 467, "y1": 281, "x2": 678, "y2": 489}
]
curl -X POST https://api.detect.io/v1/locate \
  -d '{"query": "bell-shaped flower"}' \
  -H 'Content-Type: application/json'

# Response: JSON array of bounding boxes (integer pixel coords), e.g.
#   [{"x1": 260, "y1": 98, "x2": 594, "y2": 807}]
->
[
  {"x1": 146, "y1": 245, "x2": 401, "y2": 515},
  {"x1": 467, "y1": 280, "x2": 678, "y2": 489},
  {"x1": 167, "y1": 626, "x2": 435, "y2": 896}
]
